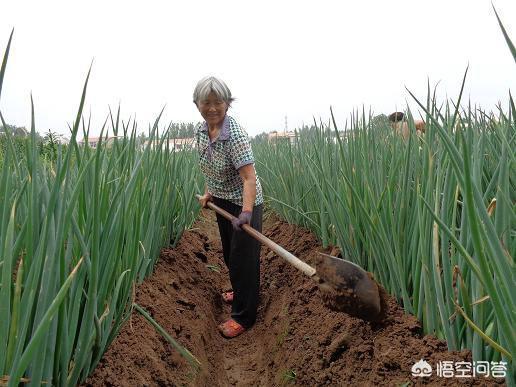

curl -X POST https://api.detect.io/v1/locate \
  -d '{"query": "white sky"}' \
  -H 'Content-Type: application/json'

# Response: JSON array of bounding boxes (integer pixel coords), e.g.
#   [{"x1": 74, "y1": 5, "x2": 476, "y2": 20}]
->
[{"x1": 1, "y1": 0, "x2": 515, "y2": 138}]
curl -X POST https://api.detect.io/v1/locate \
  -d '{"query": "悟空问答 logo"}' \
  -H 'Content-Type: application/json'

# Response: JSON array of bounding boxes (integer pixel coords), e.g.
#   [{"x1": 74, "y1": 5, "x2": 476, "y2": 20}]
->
[{"x1": 411, "y1": 359, "x2": 432, "y2": 377}]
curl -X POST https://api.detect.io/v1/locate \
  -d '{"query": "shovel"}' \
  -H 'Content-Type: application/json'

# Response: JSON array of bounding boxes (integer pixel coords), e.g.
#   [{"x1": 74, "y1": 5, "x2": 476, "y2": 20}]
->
[{"x1": 196, "y1": 195, "x2": 383, "y2": 321}]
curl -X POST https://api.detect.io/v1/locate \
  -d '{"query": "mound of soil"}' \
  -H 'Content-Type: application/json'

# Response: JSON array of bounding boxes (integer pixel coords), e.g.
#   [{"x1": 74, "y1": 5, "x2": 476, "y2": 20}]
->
[{"x1": 84, "y1": 210, "x2": 505, "y2": 386}]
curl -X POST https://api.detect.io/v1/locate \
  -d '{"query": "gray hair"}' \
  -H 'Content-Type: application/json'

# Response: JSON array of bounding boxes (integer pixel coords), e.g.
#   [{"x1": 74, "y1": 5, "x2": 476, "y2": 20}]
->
[{"x1": 193, "y1": 76, "x2": 235, "y2": 106}]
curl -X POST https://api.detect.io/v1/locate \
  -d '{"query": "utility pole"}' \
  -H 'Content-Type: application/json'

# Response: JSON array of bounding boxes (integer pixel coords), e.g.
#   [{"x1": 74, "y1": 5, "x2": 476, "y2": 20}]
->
[{"x1": 284, "y1": 115, "x2": 288, "y2": 135}]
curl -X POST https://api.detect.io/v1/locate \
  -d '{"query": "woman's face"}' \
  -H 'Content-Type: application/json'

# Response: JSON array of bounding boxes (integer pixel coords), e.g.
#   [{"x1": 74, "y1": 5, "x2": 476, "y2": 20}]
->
[{"x1": 197, "y1": 92, "x2": 228, "y2": 128}]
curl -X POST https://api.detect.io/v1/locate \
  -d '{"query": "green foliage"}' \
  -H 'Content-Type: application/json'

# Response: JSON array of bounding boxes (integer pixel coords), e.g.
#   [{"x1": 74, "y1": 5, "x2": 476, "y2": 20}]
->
[
  {"x1": 0, "y1": 127, "x2": 66, "y2": 166},
  {"x1": 253, "y1": 18, "x2": 516, "y2": 385},
  {"x1": 254, "y1": 100, "x2": 515, "y2": 373},
  {"x1": 133, "y1": 303, "x2": 201, "y2": 370},
  {"x1": 38, "y1": 130, "x2": 63, "y2": 162},
  {"x1": 252, "y1": 131, "x2": 269, "y2": 143},
  {"x1": 0, "y1": 31, "x2": 202, "y2": 386},
  {"x1": 0, "y1": 124, "x2": 29, "y2": 137},
  {"x1": 0, "y1": 134, "x2": 29, "y2": 155},
  {"x1": 280, "y1": 369, "x2": 296, "y2": 385},
  {"x1": 167, "y1": 121, "x2": 200, "y2": 139},
  {"x1": 371, "y1": 113, "x2": 390, "y2": 128}
]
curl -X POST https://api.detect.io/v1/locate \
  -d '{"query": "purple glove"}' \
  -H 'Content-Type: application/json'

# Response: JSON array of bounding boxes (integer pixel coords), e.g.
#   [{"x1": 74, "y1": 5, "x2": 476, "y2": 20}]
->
[{"x1": 232, "y1": 211, "x2": 252, "y2": 231}]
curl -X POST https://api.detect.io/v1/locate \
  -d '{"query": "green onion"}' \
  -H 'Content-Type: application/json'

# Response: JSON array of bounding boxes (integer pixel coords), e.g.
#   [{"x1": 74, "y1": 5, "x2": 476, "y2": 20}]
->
[
  {"x1": 255, "y1": 46, "x2": 515, "y2": 382},
  {"x1": 0, "y1": 31, "x2": 202, "y2": 386}
]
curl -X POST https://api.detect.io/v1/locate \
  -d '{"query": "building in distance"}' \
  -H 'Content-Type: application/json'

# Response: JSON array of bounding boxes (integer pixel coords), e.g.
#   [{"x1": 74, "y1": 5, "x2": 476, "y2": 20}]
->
[{"x1": 143, "y1": 137, "x2": 196, "y2": 152}]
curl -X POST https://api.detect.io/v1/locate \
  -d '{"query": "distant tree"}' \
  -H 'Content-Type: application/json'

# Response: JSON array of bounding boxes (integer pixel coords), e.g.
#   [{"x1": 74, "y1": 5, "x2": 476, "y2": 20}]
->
[
  {"x1": 253, "y1": 131, "x2": 269, "y2": 141},
  {"x1": 167, "y1": 122, "x2": 200, "y2": 139},
  {"x1": 0, "y1": 124, "x2": 29, "y2": 137},
  {"x1": 0, "y1": 124, "x2": 32, "y2": 162},
  {"x1": 371, "y1": 114, "x2": 389, "y2": 128},
  {"x1": 0, "y1": 133, "x2": 30, "y2": 159},
  {"x1": 136, "y1": 132, "x2": 148, "y2": 146}
]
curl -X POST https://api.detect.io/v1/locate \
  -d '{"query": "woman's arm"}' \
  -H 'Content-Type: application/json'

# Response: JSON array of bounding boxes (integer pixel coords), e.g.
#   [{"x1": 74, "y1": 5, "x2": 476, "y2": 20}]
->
[{"x1": 238, "y1": 164, "x2": 257, "y2": 212}]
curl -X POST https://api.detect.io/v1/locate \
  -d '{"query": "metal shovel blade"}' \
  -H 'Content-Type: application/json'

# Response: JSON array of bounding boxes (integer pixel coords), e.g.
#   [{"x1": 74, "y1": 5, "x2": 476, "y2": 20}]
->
[{"x1": 315, "y1": 253, "x2": 382, "y2": 320}]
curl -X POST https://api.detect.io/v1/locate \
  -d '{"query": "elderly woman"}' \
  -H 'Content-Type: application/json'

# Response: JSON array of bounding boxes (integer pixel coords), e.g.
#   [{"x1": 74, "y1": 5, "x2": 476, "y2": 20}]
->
[{"x1": 194, "y1": 76, "x2": 264, "y2": 338}]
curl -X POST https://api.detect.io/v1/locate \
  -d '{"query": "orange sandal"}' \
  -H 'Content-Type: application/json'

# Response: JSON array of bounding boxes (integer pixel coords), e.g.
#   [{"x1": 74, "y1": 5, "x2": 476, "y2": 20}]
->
[
  {"x1": 218, "y1": 319, "x2": 246, "y2": 338},
  {"x1": 221, "y1": 291, "x2": 234, "y2": 304}
]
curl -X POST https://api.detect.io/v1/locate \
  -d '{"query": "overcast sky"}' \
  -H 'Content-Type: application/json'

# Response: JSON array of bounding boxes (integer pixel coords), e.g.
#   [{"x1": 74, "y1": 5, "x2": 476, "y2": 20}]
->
[{"x1": 1, "y1": 1, "x2": 515, "y2": 138}]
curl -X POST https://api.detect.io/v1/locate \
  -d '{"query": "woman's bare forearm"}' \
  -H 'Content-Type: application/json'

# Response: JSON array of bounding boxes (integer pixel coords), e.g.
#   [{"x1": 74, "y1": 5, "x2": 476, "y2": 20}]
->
[{"x1": 242, "y1": 179, "x2": 256, "y2": 213}]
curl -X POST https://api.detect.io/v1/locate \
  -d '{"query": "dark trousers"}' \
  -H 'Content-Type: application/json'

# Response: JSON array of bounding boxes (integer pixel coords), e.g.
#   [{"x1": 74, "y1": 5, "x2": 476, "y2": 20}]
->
[{"x1": 213, "y1": 197, "x2": 263, "y2": 328}]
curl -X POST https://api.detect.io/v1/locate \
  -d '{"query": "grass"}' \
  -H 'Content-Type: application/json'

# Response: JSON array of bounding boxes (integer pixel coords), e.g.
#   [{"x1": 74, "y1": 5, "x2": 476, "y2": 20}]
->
[
  {"x1": 280, "y1": 369, "x2": 296, "y2": 384},
  {"x1": 274, "y1": 305, "x2": 291, "y2": 350}
]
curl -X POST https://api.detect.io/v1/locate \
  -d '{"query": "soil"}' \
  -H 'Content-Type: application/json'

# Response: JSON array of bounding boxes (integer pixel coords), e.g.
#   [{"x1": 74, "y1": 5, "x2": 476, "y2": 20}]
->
[{"x1": 84, "y1": 209, "x2": 505, "y2": 386}]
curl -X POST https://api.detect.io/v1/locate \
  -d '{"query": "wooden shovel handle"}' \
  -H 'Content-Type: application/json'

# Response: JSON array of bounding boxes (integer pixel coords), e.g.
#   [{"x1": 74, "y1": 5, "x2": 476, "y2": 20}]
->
[{"x1": 196, "y1": 194, "x2": 317, "y2": 278}]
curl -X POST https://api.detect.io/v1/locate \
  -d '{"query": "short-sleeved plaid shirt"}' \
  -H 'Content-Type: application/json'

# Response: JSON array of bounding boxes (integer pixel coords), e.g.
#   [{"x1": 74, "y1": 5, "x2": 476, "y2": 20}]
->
[{"x1": 195, "y1": 115, "x2": 264, "y2": 207}]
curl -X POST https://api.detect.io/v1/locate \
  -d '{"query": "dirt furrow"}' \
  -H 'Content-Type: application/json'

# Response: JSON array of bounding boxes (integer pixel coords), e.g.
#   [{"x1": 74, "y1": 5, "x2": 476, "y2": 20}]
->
[{"x1": 84, "y1": 209, "x2": 505, "y2": 386}]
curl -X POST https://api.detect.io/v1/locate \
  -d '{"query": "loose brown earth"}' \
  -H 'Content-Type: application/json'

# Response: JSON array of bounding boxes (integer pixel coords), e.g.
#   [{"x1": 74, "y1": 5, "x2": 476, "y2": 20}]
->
[{"x1": 84, "y1": 210, "x2": 505, "y2": 386}]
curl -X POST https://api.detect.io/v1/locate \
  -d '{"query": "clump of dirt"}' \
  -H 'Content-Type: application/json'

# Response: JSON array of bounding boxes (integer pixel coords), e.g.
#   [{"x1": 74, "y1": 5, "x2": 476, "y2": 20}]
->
[{"x1": 84, "y1": 210, "x2": 505, "y2": 386}]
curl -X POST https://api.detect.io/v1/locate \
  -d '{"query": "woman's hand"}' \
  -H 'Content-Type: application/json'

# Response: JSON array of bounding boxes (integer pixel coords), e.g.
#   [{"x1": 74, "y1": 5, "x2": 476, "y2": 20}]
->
[
  {"x1": 198, "y1": 192, "x2": 213, "y2": 208},
  {"x1": 232, "y1": 211, "x2": 252, "y2": 231}
]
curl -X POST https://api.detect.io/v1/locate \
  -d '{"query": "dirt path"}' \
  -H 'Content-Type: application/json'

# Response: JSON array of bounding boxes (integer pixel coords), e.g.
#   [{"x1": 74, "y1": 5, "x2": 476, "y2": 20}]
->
[{"x1": 84, "y1": 210, "x2": 505, "y2": 386}]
